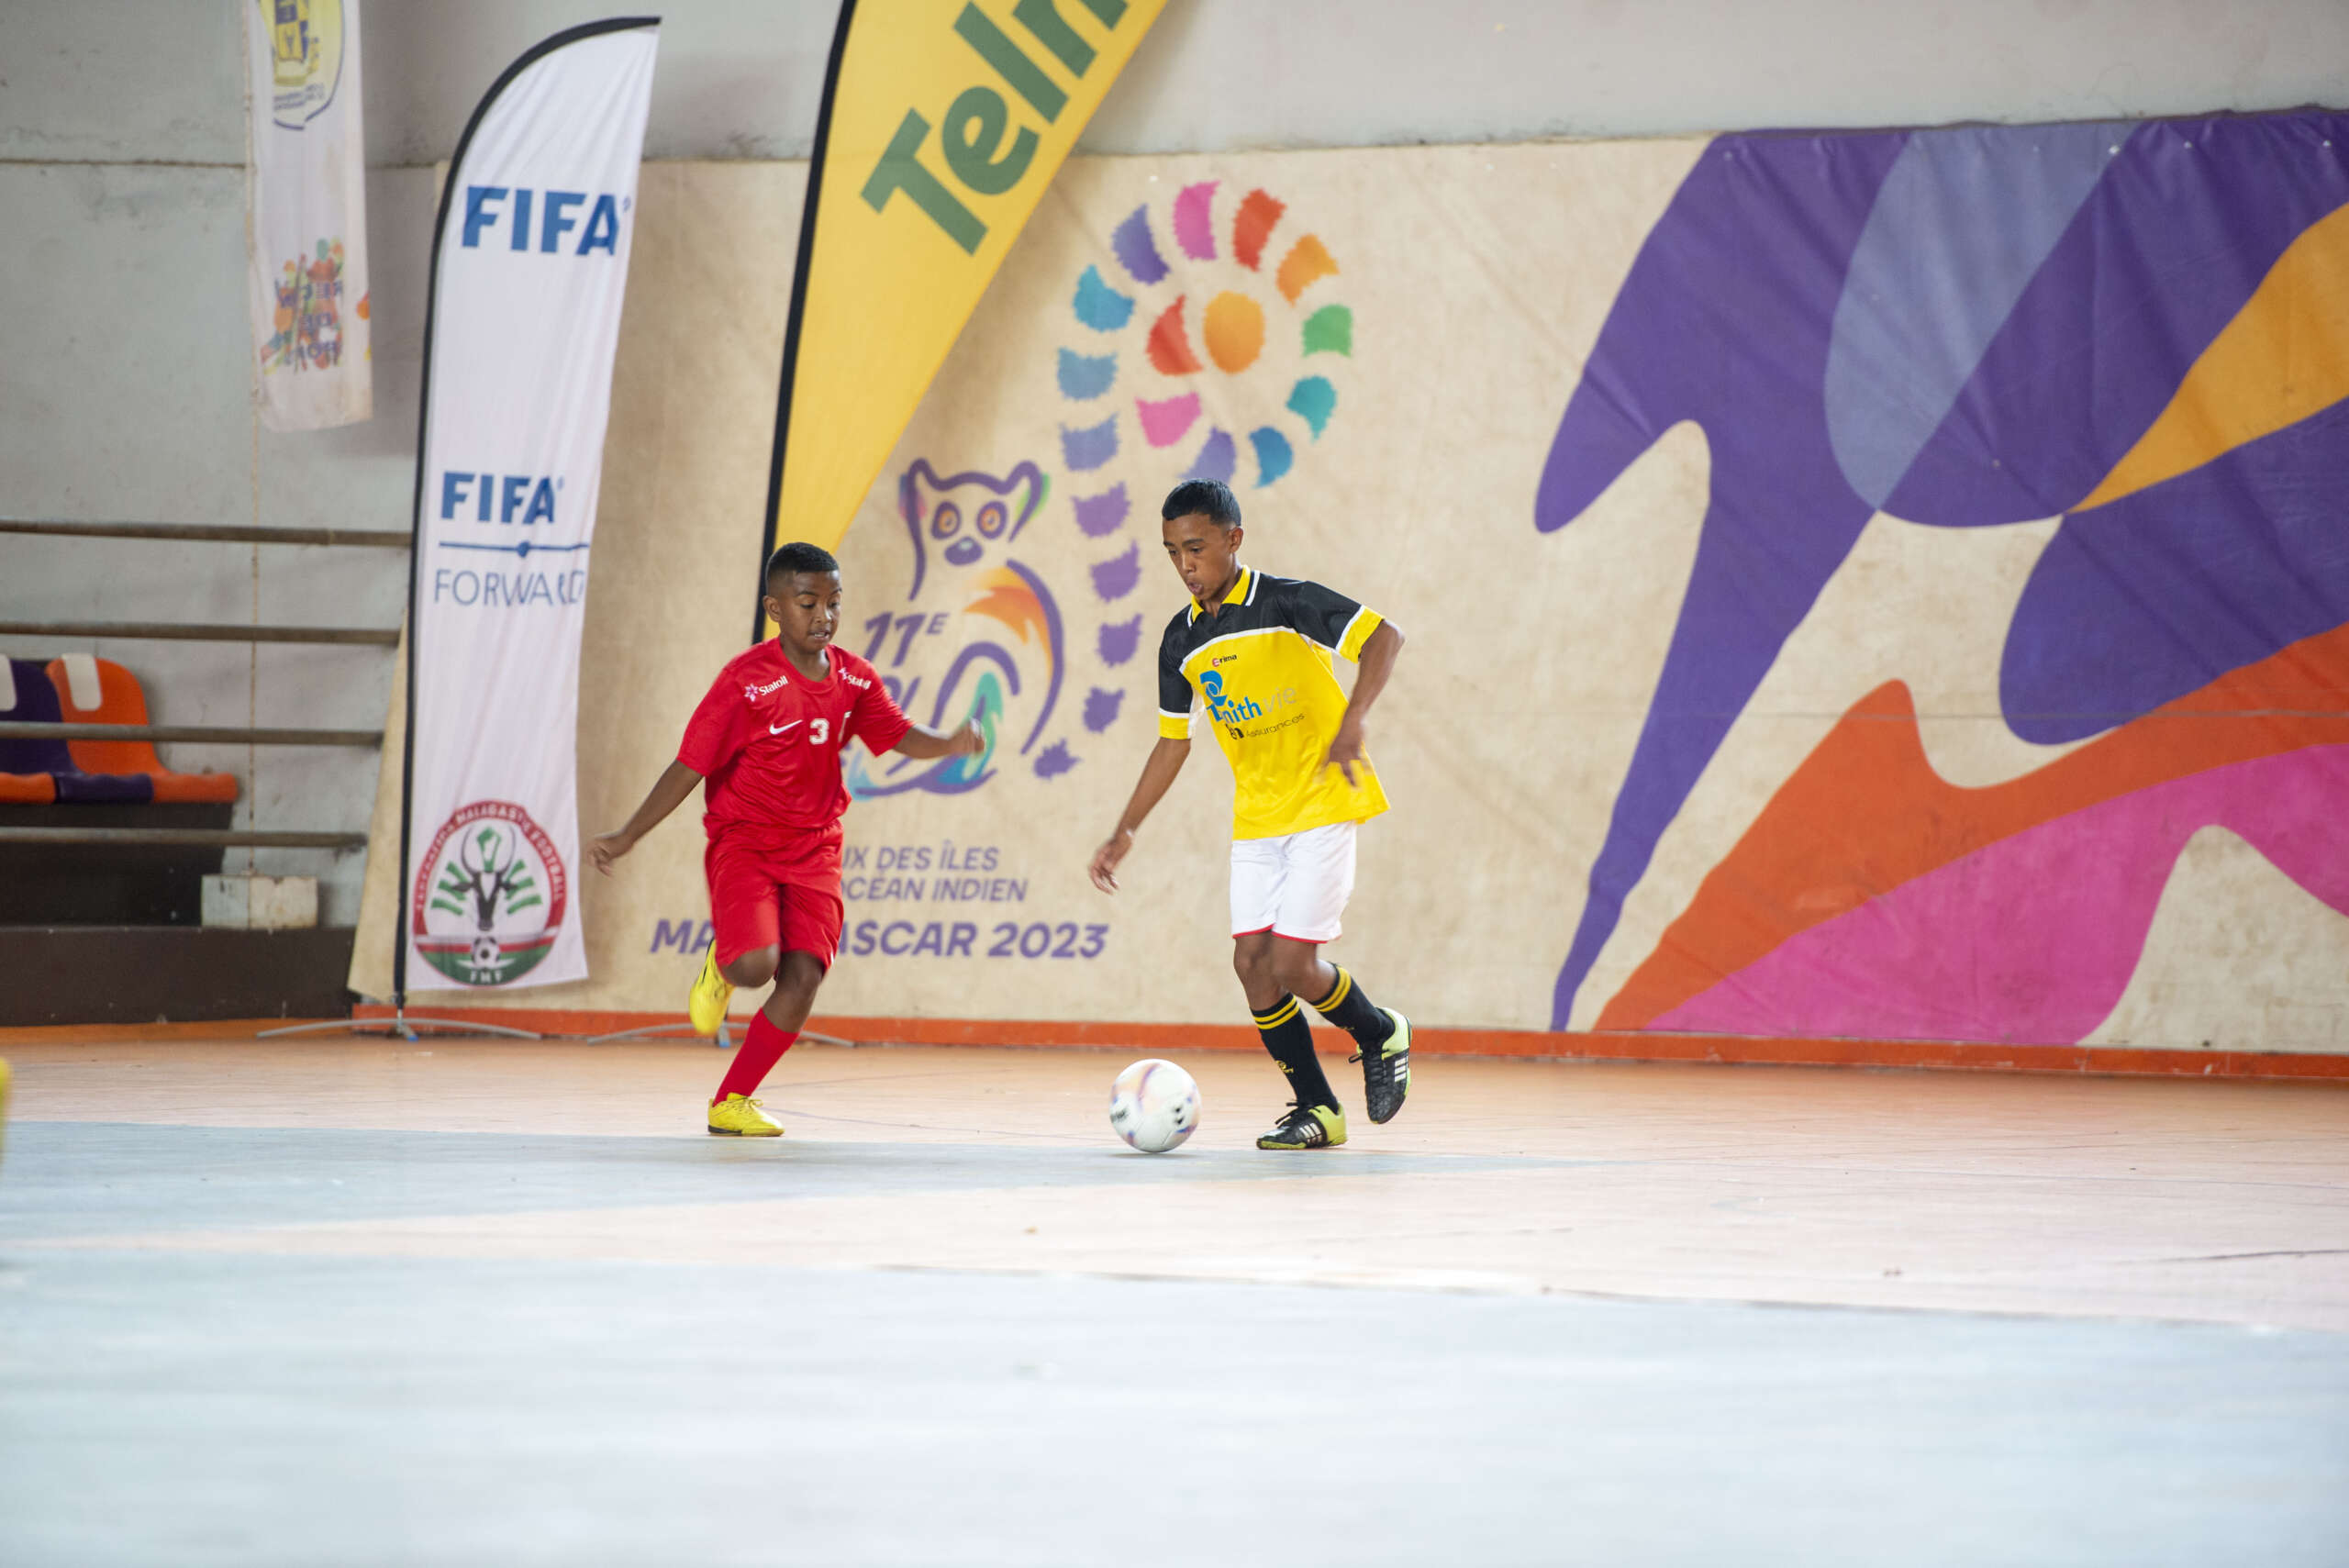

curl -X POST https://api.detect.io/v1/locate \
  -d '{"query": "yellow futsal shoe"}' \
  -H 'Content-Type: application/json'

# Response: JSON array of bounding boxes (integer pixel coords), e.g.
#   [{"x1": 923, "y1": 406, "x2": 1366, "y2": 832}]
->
[
  {"x1": 687, "y1": 940, "x2": 734, "y2": 1036},
  {"x1": 1256, "y1": 1102, "x2": 1346, "y2": 1151},
  {"x1": 707, "y1": 1094, "x2": 784, "y2": 1137}
]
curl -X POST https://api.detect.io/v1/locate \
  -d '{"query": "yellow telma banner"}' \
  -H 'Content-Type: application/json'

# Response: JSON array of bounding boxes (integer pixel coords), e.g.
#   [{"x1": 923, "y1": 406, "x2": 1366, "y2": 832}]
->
[{"x1": 757, "y1": 0, "x2": 1166, "y2": 635}]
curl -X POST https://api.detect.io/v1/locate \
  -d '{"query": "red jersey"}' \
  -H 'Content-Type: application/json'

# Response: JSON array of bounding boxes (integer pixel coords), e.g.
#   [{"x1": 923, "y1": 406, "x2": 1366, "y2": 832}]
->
[{"x1": 677, "y1": 642, "x2": 911, "y2": 850}]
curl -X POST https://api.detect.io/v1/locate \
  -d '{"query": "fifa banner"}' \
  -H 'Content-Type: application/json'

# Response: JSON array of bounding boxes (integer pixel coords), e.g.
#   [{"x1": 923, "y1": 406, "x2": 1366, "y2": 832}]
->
[
  {"x1": 242, "y1": 0, "x2": 373, "y2": 430},
  {"x1": 396, "y1": 19, "x2": 659, "y2": 996},
  {"x1": 757, "y1": 0, "x2": 1166, "y2": 628}
]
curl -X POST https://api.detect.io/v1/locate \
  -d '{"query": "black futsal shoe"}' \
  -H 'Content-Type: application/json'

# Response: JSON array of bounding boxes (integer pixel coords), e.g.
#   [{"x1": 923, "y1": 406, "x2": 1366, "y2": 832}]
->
[
  {"x1": 1351, "y1": 1008, "x2": 1412, "y2": 1125},
  {"x1": 1256, "y1": 1102, "x2": 1347, "y2": 1150}
]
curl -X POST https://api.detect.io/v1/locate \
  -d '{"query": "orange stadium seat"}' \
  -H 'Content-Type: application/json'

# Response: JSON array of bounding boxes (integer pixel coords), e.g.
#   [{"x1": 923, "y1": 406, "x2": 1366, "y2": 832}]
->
[{"x1": 42, "y1": 655, "x2": 239, "y2": 804}]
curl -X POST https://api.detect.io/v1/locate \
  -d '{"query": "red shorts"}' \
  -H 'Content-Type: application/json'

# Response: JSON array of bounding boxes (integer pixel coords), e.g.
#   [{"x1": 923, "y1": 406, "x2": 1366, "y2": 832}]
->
[{"x1": 705, "y1": 829, "x2": 845, "y2": 970}]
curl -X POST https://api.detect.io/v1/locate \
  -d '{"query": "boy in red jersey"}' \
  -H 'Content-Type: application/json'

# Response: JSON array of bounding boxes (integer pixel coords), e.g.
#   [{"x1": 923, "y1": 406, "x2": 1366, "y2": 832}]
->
[{"x1": 590, "y1": 542, "x2": 981, "y2": 1135}]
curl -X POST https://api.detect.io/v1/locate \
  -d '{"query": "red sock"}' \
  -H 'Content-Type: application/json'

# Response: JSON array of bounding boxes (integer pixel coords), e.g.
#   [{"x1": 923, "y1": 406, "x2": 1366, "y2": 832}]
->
[{"x1": 713, "y1": 1011, "x2": 796, "y2": 1105}]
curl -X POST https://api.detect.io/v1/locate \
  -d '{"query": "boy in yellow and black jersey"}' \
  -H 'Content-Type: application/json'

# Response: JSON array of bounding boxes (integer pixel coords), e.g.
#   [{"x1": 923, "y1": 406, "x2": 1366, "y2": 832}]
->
[{"x1": 1088, "y1": 479, "x2": 1410, "y2": 1150}]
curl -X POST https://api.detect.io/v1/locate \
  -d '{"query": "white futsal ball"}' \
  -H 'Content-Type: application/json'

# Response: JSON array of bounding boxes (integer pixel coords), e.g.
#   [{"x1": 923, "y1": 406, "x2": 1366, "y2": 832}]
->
[{"x1": 1108, "y1": 1059, "x2": 1199, "y2": 1153}]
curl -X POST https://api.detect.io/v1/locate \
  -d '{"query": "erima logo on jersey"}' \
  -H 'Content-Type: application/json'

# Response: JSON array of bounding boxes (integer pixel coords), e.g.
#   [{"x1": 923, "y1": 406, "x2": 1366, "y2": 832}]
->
[
  {"x1": 743, "y1": 674, "x2": 790, "y2": 700},
  {"x1": 1211, "y1": 654, "x2": 1240, "y2": 668}
]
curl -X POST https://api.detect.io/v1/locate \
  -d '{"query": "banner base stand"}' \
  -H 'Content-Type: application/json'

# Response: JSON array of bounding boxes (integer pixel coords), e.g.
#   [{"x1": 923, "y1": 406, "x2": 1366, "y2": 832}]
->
[
  {"x1": 258, "y1": 1008, "x2": 543, "y2": 1042},
  {"x1": 580, "y1": 1020, "x2": 729, "y2": 1048},
  {"x1": 573, "y1": 1021, "x2": 859, "y2": 1050}
]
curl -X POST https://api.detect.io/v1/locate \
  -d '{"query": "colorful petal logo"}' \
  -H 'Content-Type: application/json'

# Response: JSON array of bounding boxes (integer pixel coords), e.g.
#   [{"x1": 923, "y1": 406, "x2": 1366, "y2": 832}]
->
[
  {"x1": 1060, "y1": 179, "x2": 1353, "y2": 501},
  {"x1": 1043, "y1": 181, "x2": 1357, "y2": 750}
]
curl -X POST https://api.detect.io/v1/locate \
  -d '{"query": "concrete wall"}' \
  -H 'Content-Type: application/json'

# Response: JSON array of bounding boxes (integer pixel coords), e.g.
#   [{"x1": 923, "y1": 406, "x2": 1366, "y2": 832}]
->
[
  {"x1": 12, "y1": 1, "x2": 2348, "y2": 163},
  {"x1": 4, "y1": 0, "x2": 2343, "y2": 928}
]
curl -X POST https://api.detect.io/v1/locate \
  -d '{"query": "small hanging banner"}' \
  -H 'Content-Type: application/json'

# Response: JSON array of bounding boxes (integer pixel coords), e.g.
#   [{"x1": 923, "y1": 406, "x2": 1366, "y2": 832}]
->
[{"x1": 242, "y1": 0, "x2": 373, "y2": 430}]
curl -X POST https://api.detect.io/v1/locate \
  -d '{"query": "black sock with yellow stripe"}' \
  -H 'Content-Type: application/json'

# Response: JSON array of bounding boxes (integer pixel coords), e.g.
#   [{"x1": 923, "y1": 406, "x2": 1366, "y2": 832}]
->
[
  {"x1": 1252, "y1": 994, "x2": 1338, "y2": 1108},
  {"x1": 1310, "y1": 966, "x2": 1394, "y2": 1051}
]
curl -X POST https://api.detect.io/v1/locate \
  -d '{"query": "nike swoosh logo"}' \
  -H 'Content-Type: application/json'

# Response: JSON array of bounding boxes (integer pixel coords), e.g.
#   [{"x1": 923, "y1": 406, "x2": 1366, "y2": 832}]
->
[{"x1": 769, "y1": 720, "x2": 801, "y2": 736}]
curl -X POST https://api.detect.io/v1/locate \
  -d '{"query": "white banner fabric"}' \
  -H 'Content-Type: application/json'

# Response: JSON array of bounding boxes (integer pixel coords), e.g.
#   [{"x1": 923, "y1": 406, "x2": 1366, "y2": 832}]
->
[
  {"x1": 242, "y1": 0, "x2": 373, "y2": 430},
  {"x1": 403, "y1": 22, "x2": 659, "y2": 994}
]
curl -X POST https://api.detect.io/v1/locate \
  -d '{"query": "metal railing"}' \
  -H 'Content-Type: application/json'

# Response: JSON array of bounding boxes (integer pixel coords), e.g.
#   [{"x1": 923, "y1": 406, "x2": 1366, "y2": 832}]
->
[
  {"x1": 0, "y1": 517, "x2": 411, "y2": 549},
  {"x1": 0, "y1": 621, "x2": 398, "y2": 646},
  {"x1": 0, "y1": 721, "x2": 379, "y2": 746},
  {"x1": 0, "y1": 827, "x2": 368, "y2": 849},
  {"x1": 0, "y1": 515, "x2": 403, "y2": 851}
]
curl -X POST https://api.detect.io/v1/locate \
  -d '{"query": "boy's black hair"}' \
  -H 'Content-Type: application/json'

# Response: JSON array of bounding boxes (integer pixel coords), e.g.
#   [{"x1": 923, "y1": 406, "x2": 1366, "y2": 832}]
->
[
  {"x1": 1162, "y1": 478, "x2": 1241, "y2": 528},
  {"x1": 765, "y1": 540, "x2": 841, "y2": 584}
]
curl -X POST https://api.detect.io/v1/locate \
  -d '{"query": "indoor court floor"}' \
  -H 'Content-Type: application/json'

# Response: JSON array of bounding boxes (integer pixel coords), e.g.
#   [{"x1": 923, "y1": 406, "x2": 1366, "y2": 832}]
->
[{"x1": 4, "y1": 1029, "x2": 2347, "y2": 1564}]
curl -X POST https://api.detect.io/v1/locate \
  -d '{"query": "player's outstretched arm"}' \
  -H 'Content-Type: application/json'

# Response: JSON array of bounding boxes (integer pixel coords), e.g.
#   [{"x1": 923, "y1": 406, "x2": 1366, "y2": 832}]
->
[
  {"x1": 892, "y1": 717, "x2": 985, "y2": 761},
  {"x1": 589, "y1": 759, "x2": 704, "y2": 876},
  {"x1": 1088, "y1": 735, "x2": 1190, "y2": 893},
  {"x1": 1324, "y1": 621, "x2": 1404, "y2": 784}
]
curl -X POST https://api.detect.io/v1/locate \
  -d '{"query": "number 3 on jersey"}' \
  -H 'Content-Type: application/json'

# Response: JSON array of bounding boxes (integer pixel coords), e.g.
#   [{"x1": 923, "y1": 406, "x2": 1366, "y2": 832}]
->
[{"x1": 808, "y1": 717, "x2": 829, "y2": 745}]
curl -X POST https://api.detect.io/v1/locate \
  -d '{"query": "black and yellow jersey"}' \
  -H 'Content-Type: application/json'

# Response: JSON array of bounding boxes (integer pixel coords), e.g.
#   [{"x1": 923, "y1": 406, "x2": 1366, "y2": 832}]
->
[{"x1": 1157, "y1": 565, "x2": 1388, "y2": 840}]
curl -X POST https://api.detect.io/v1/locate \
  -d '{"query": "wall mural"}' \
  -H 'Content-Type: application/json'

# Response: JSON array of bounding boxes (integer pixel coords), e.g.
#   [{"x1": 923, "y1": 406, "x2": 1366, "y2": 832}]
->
[
  {"x1": 1542, "y1": 112, "x2": 2349, "y2": 1040},
  {"x1": 388, "y1": 112, "x2": 2349, "y2": 1050}
]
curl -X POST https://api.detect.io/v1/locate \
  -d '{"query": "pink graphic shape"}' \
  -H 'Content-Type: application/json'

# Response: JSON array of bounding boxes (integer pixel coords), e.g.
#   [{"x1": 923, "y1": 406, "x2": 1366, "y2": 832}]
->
[
  {"x1": 1653, "y1": 746, "x2": 2349, "y2": 1044},
  {"x1": 1174, "y1": 182, "x2": 1219, "y2": 261},
  {"x1": 1136, "y1": 392, "x2": 1203, "y2": 449}
]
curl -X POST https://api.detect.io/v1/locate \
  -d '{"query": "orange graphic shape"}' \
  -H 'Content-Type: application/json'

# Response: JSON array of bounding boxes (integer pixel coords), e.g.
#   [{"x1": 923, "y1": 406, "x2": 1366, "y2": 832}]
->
[
  {"x1": 1202, "y1": 291, "x2": 1265, "y2": 373},
  {"x1": 967, "y1": 569, "x2": 1051, "y2": 652},
  {"x1": 1597, "y1": 620, "x2": 2349, "y2": 1029},
  {"x1": 1146, "y1": 298, "x2": 1203, "y2": 375},
  {"x1": 1232, "y1": 189, "x2": 1286, "y2": 271},
  {"x1": 1275, "y1": 234, "x2": 1338, "y2": 304},
  {"x1": 2078, "y1": 202, "x2": 2349, "y2": 511}
]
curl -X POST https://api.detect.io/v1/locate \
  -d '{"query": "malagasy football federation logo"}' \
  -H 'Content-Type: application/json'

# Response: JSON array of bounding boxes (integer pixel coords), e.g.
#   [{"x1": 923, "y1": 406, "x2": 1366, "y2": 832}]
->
[{"x1": 410, "y1": 801, "x2": 567, "y2": 985}]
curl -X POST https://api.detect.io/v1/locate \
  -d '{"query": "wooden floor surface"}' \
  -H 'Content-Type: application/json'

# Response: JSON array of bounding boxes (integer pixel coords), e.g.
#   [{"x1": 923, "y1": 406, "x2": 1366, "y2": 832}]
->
[{"x1": 8, "y1": 1027, "x2": 2348, "y2": 1331}]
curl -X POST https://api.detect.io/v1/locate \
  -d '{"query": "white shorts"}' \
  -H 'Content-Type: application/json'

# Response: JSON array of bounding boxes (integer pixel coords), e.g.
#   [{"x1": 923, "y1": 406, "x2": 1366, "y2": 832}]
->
[{"x1": 1230, "y1": 822, "x2": 1358, "y2": 943}]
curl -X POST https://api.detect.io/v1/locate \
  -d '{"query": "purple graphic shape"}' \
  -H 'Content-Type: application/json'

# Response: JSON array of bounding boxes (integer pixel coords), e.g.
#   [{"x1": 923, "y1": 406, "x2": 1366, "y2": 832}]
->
[
  {"x1": 1654, "y1": 746, "x2": 2349, "y2": 1044},
  {"x1": 1097, "y1": 615, "x2": 1144, "y2": 666},
  {"x1": 2004, "y1": 402, "x2": 2349, "y2": 742},
  {"x1": 1034, "y1": 740, "x2": 1079, "y2": 779},
  {"x1": 1536, "y1": 130, "x2": 1905, "y2": 1028},
  {"x1": 1057, "y1": 349, "x2": 1116, "y2": 400},
  {"x1": 1073, "y1": 484, "x2": 1130, "y2": 538},
  {"x1": 1059, "y1": 417, "x2": 1119, "y2": 473},
  {"x1": 1886, "y1": 116, "x2": 2349, "y2": 527},
  {"x1": 1174, "y1": 181, "x2": 1218, "y2": 260},
  {"x1": 1091, "y1": 543, "x2": 1142, "y2": 603},
  {"x1": 896, "y1": 458, "x2": 1049, "y2": 601},
  {"x1": 1825, "y1": 122, "x2": 2126, "y2": 507},
  {"x1": 1083, "y1": 687, "x2": 1125, "y2": 732},
  {"x1": 1186, "y1": 428, "x2": 1237, "y2": 484},
  {"x1": 1537, "y1": 111, "x2": 2349, "y2": 1029},
  {"x1": 1111, "y1": 206, "x2": 1170, "y2": 284},
  {"x1": 1136, "y1": 392, "x2": 1202, "y2": 448}
]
